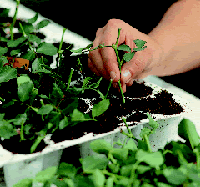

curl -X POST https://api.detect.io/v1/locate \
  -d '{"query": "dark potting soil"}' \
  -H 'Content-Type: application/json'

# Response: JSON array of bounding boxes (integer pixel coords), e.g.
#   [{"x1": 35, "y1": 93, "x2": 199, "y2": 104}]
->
[
  {"x1": 51, "y1": 84, "x2": 184, "y2": 144},
  {"x1": 0, "y1": 135, "x2": 49, "y2": 154}
]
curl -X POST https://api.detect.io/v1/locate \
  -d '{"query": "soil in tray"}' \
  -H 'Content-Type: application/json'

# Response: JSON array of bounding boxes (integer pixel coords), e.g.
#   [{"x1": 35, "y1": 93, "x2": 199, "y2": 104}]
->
[
  {"x1": 0, "y1": 135, "x2": 49, "y2": 154},
  {"x1": 51, "y1": 86, "x2": 184, "y2": 144}
]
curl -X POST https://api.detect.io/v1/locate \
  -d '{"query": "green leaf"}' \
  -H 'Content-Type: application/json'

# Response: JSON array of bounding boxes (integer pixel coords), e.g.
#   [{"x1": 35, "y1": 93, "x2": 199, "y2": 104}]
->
[
  {"x1": 0, "y1": 47, "x2": 8, "y2": 56},
  {"x1": 82, "y1": 154, "x2": 109, "y2": 172},
  {"x1": 82, "y1": 77, "x2": 92, "y2": 88},
  {"x1": 70, "y1": 48, "x2": 84, "y2": 53},
  {"x1": 145, "y1": 112, "x2": 160, "y2": 134},
  {"x1": 59, "y1": 117, "x2": 68, "y2": 129},
  {"x1": 30, "y1": 134, "x2": 45, "y2": 153},
  {"x1": 90, "y1": 139, "x2": 113, "y2": 155},
  {"x1": 0, "y1": 8, "x2": 9, "y2": 18},
  {"x1": 52, "y1": 83, "x2": 64, "y2": 99},
  {"x1": 115, "y1": 178, "x2": 130, "y2": 186},
  {"x1": 108, "y1": 163, "x2": 120, "y2": 174},
  {"x1": 0, "y1": 66, "x2": 17, "y2": 83},
  {"x1": 117, "y1": 44, "x2": 131, "y2": 52},
  {"x1": 10, "y1": 49, "x2": 21, "y2": 56},
  {"x1": 71, "y1": 109, "x2": 92, "y2": 122},
  {"x1": 110, "y1": 148, "x2": 128, "y2": 161},
  {"x1": 24, "y1": 124, "x2": 32, "y2": 135},
  {"x1": 178, "y1": 119, "x2": 200, "y2": 149},
  {"x1": 86, "y1": 43, "x2": 93, "y2": 49},
  {"x1": 32, "y1": 58, "x2": 40, "y2": 72},
  {"x1": 0, "y1": 37, "x2": 9, "y2": 42},
  {"x1": 28, "y1": 12, "x2": 38, "y2": 24},
  {"x1": 17, "y1": 74, "x2": 32, "y2": 85},
  {"x1": 136, "y1": 149, "x2": 163, "y2": 169},
  {"x1": 133, "y1": 39, "x2": 147, "y2": 48},
  {"x1": 13, "y1": 178, "x2": 33, "y2": 187},
  {"x1": 123, "y1": 52, "x2": 135, "y2": 62},
  {"x1": 47, "y1": 122, "x2": 53, "y2": 130},
  {"x1": 92, "y1": 169, "x2": 105, "y2": 187},
  {"x1": 12, "y1": 113, "x2": 27, "y2": 125},
  {"x1": 34, "y1": 68, "x2": 51, "y2": 74},
  {"x1": 27, "y1": 34, "x2": 41, "y2": 44},
  {"x1": 120, "y1": 164, "x2": 135, "y2": 177},
  {"x1": 57, "y1": 162, "x2": 77, "y2": 179},
  {"x1": 18, "y1": 81, "x2": 34, "y2": 102},
  {"x1": 123, "y1": 138, "x2": 138, "y2": 150},
  {"x1": 92, "y1": 99, "x2": 110, "y2": 118},
  {"x1": 37, "y1": 43, "x2": 58, "y2": 56},
  {"x1": 38, "y1": 104, "x2": 54, "y2": 115},
  {"x1": 19, "y1": 23, "x2": 34, "y2": 34},
  {"x1": 157, "y1": 183, "x2": 173, "y2": 187},
  {"x1": 163, "y1": 167, "x2": 188, "y2": 185},
  {"x1": 137, "y1": 165, "x2": 151, "y2": 174},
  {"x1": 62, "y1": 97, "x2": 79, "y2": 116},
  {"x1": 36, "y1": 19, "x2": 50, "y2": 29},
  {"x1": 0, "y1": 56, "x2": 8, "y2": 70},
  {"x1": 34, "y1": 166, "x2": 58, "y2": 183},
  {"x1": 106, "y1": 177, "x2": 114, "y2": 187},
  {"x1": 133, "y1": 47, "x2": 146, "y2": 51},
  {"x1": 139, "y1": 127, "x2": 152, "y2": 139},
  {"x1": 0, "y1": 114, "x2": 5, "y2": 121},
  {"x1": 0, "y1": 121, "x2": 18, "y2": 139},
  {"x1": 7, "y1": 36, "x2": 26, "y2": 47}
]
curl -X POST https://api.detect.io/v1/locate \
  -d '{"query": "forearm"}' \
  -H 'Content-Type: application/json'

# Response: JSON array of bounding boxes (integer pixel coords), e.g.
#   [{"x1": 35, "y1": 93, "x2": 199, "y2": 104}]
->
[{"x1": 148, "y1": 0, "x2": 200, "y2": 76}]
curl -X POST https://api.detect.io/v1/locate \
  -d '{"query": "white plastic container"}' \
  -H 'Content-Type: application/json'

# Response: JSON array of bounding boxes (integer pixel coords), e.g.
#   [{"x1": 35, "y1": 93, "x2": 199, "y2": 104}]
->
[{"x1": 1, "y1": 80, "x2": 191, "y2": 187}]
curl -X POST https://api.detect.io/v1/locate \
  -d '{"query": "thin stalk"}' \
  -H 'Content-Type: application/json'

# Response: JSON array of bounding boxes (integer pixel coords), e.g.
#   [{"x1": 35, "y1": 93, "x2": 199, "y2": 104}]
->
[
  {"x1": 143, "y1": 134, "x2": 152, "y2": 153},
  {"x1": 122, "y1": 117, "x2": 136, "y2": 139},
  {"x1": 77, "y1": 58, "x2": 83, "y2": 73},
  {"x1": 105, "y1": 79, "x2": 113, "y2": 99},
  {"x1": 57, "y1": 28, "x2": 67, "y2": 69},
  {"x1": 19, "y1": 22, "x2": 34, "y2": 52},
  {"x1": 20, "y1": 122, "x2": 24, "y2": 141},
  {"x1": 112, "y1": 28, "x2": 125, "y2": 103},
  {"x1": 108, "y1": 152, "x2": 118, "y2": 165},
  {"x1": 67, "y1": 68, "x2": 74, "y2": 90},
  {"x1": 10, "y1": 0, "x2": 20, "y2": 41}
]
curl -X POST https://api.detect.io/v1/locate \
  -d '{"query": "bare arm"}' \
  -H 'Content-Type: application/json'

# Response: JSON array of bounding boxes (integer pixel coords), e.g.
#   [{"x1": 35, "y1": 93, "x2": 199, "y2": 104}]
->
[{"x1": 148, "y1": 0, "x2": 200, "y2": 77}]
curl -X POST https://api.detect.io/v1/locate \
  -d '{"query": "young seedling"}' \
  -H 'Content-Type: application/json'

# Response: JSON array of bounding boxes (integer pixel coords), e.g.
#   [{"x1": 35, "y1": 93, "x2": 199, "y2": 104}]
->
[{"x1": 70, "y1": 28, "x2": 147, "y2": 104}]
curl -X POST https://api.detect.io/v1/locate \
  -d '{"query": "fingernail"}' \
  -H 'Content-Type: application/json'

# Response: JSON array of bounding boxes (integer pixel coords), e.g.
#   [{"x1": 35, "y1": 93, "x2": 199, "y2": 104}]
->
[
  {"x1": 110, "y1": 71, "x2": 116, "y2": 80},
  {"x1": 122, "y1": 70, "x2": 131, "y2": 82}
]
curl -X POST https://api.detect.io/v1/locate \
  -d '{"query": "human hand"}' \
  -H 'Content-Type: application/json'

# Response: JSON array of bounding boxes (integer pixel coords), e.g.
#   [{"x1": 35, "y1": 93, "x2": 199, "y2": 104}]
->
[{"x1": 88, "y1": 18, "x2": 164, "y2": 93}]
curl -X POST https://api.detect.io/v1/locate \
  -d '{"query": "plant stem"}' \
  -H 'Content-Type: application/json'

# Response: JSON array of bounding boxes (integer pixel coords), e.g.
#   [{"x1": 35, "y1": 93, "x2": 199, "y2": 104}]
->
[
  {"x1": 19, "y1": 22, "x2": 35, "y2": 53},
  {"x1": 108, "y1": 152, "x2": 117, "y2": 165},
  {"x1": 57, "y1": 28, "x2": 67, "y2": 69},
  {"x1": 105, "y1": 79, "x2": 113, "y2": 99},
  {"x1": 20, "y1": 122, "x2": 24, "y2": 141},
  {"x1": 67, "y1": 68, "x2": 74, "y2": 90},
  {"x1": 122, "y1": 117, "x2": 136, "y2": 139},
  {"x1": 143, "y1": 134, "x2": 152, "y2": 153},
  {"x1": 10, "y1": 0, "x2": 20, "y2": 41},
  {"x1": 112, "y1": 28, "x2": 125, "y2": 104}
]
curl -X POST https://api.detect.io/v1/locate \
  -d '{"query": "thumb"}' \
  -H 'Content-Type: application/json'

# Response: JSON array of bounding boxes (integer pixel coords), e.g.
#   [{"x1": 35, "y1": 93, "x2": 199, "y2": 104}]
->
[{"x1": 121, "y1": 51, "x2": 148, "y2": 84}]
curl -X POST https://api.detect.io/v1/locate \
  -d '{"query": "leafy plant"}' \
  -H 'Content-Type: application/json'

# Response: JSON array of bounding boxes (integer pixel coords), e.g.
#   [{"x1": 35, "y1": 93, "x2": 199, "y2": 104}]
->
[
  {"x1": 71, "y1": 28, "x2": 147, "y2": 104},
  {"x1": 0, "y1": 3, "x2": 110, "y2": 153},
  {"x1": 14, "y1": 118, "x2": 200, "y2": 187},
  {"x1": 0, "y1": 1, "x2": 146, "y2": 154}
]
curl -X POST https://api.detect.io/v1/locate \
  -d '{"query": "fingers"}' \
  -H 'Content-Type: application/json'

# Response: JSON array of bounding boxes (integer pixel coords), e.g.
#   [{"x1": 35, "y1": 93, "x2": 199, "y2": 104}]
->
[
  {"x1": 88, "y1": 19, "x2": 129, "y2": 83},
  {"x1": 87, "y1": 18, "x2": 163, "y2": 94}
]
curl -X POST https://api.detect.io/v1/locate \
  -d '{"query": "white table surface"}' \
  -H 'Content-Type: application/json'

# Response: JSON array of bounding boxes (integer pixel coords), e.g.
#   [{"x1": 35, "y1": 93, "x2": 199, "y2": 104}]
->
[{"x1": 1, "y1": 0, "x2": 200, "y2": 186}]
